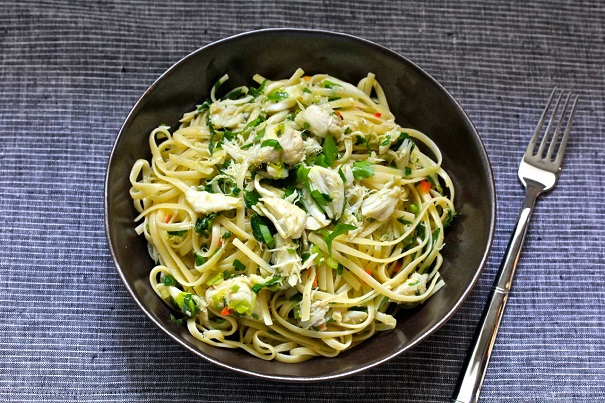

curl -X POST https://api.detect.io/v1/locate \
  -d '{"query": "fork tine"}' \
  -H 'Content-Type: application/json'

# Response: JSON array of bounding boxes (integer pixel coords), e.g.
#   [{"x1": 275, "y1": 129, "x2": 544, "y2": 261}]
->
[
  {"x1": 536, "y1": 90, "x2": 564, "y2": 157},
  {"x1": 545, "y1": 92, "x2": 571, "y2": 160},
  {"x1": 553, "y1": 94, "x2": 579, "y2": 167},
  {"x1": 526, "y1": 88, "x2": 557, "y2": 155}
]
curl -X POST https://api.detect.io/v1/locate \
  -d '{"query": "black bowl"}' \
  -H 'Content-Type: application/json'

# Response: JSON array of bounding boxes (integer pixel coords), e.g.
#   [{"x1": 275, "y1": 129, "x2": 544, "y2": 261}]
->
[{"x1": 105, "y1": 28, "x2": 495, "y2": 381}]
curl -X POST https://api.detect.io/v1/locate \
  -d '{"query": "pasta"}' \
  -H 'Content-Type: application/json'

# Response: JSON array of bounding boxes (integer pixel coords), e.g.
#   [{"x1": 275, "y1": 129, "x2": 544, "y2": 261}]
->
[{"x1": 129, "y1": 69, "x2": 456, "y2": 362}]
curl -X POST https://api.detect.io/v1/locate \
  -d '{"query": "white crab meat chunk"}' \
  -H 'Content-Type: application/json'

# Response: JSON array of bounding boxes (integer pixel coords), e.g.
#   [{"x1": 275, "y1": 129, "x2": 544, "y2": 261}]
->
[
  {"x1": 330, "y1": 307, "x2": 368, "y2": 325},
  {"x1": 300, "y1": 301, "x2": 329, "y2": 329},
  {"x1": 185, "y1": 189, "x2": 242, "y2": 214},
  {"x1": 360, "y1": 186, "x2": 403, "y2": 221},
  {"x1": 302, "y1": 187, "x2": 331, "y2": 230},
  {"x1": 249, "y1": 124, "x2": 305, "y2": 167},
  {"x1": 209, "y1": 102, "x2": 243, "y2": 129},
  {"x1": 302, "y1": 137, "x2": 323, "y2": 158},
  {"x1": 258, "y1": 197, "x2": 306, "y2": 239},
  {"x1": 307, "y1": 165, "x2": 345, "y2": 220},
  {"x1": 271, "y1": 234, "x2": 303, "y2": 286},
  {"x1": 206, "y1": 277, "x2": 259, "y2": 317},
  {"x1": 343, "y1": 309, "x2": 368, "y2": 324},
  {"x1": 278, "y1": 125, "x2": 304, "y2": 165},
  {"x1": 250, "y1": 143, "x2": 281, "y2": 166},
  {"x1": 295, "y1": 105, "x2": 343, "y2": 140},
  {"x1": 392, "y1": 273, "x2": 428, "y2": 297},
  {"x1": 378, "y1": 129, "x2": 401, "y2": 155}
]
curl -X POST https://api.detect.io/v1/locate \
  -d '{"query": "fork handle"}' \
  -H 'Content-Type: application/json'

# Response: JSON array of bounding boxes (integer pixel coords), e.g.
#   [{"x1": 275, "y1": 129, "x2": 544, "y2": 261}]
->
[{"x1": 451, "y1": 182, "x2": 543, "y2": 403}]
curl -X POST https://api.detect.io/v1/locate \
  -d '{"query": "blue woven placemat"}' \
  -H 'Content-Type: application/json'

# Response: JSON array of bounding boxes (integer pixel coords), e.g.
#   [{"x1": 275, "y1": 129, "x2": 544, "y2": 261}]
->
[{"x1": 1, "y1": 1, "x2": 604, "y2": 401}]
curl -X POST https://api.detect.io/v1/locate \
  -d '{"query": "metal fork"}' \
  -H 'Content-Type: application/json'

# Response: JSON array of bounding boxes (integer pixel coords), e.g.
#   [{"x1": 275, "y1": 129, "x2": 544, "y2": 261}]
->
[{"x1": 451, "y1": 89, "x2": 579, "y2": 403}]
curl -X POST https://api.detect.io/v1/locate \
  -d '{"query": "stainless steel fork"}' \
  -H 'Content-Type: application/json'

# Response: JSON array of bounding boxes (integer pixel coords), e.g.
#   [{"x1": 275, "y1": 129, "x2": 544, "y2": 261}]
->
[{"x1": 451, "y1": 89, "x2": 579, "y2": 403}]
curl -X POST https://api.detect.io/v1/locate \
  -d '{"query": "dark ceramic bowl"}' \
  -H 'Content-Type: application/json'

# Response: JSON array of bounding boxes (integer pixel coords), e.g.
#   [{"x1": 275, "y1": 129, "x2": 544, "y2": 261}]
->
[{"x1": 105, "y1": 28, "x2": 496, "y2": 381}]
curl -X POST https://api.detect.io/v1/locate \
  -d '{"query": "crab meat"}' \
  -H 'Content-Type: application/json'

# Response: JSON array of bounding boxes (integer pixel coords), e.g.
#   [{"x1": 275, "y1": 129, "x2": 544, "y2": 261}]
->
[
  {"x1": 360, "y1": 186, "x2": 403, "y2": 221},
  {"x1": 258, "y1": 197, "x2": 306, "y2": 239},
  {"x1": 307, "y1": 165, "x2": 345, "y2": 220},
  {"x1": 295, "y1": 105, "x2": 343, "y2": 140},
  {"x1": 271, "y1": 234, "x2": 303, "y2": 286},
  {"x1": 185, "y1": 189, "x2": 241, "y2": 214},
  {"x1": 206, "y1": 277, "x2": 259, "y2": 317}
]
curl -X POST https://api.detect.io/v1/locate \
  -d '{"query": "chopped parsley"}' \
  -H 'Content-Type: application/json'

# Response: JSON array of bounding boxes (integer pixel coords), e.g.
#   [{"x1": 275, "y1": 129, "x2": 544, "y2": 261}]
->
[
  {"x1": 352, "y1": 161, "x2": 375, "y2": 180},
  {"x1": 162, "y1": 274, "x2": 178, "y2": 287},
  {"x1": 244, "y1": 190, "x2": 261, "y2": 208},
  {"x1": 261, "y1": 139, "x2": 283, "y2": 150},
  {"x1": 314, "y1": 222, "x2": 357, "y2": 256},
  {"x1": 251, "y1": 275, "x2": 282, "y2": 294},
  {"x1": 250, "y1": 213, "x2": 276, "y2": 248},
  {"x1": 267, "y1": 90, "x2": 289, "y2": 102},
  {"x1": 233, "y1": 259, "x2": 246, "y2": 272}
]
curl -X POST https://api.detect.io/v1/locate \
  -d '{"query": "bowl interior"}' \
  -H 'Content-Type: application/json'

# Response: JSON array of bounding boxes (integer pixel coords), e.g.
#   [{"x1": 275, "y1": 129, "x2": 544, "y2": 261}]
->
[{"x1": 105, "y1": 29, "x2": 495, "y2": 381}]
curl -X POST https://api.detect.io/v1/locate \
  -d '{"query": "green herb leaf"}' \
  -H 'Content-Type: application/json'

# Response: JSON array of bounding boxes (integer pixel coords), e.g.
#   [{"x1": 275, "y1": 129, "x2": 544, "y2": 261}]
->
[
  {"x1": 233, "y1": 259, "x2": 246, "y2": 272},
  {"x1": 251, "y1": 275, "x2": 282, "y2": 294},
  {"x1": 432, "y1": 228, "x2": 441, "y2": 242},
  {"x1": 254, "y1": 127, "x2": 266, "y2": 142},
  {"x1": 322, "y1": 80, "x2": 339, "y2": 89},
  {"x1": 176, "y1": 293, "x2": 200, "y2": 317},
  {"x1": 338, "y1": 166, "x2": 347, "y2": 183},
  {"x1": 391, "y1": 132, "x2": 410, "y2": 150},
  {"x1": 170, "y1": 314, "x2": 187, "y2": 325},
  {"x1": 322, "y1": 135, "x2": 338, "y2": 166},
  {"x1": 222, "y1": 230, "x2": 232, "y2": 239},
  {"x1": 267, "y1": 90, "x2": 288, "y2": 102},
  {"x1": 194, "y1": 213, "x2": 217, "y2": 235},
  {"x1": 250, "y1": 213, "x2": 276, "y2": 248},
  {"x1": 314, "y1": 153, "x2": 329, "y2": 168},
  {"x1": 207, "y1": 118, "x2": 217, "y2": 155},
  {"x1": 397, "y1": 217, "x2": 412, "y2": 226},
  {"x1": 355, "y1": 135, "x2": 366, "y2": 145},
  {"x1": 167, "y1": 230, "x2": 187, "y2": 237},
  {"x1": 295, "y1": 164, "x2": 310, "y2": 183},
  {"x1": 162, "y1": 274, "x2": 177, "y2": 287},
  {"x1": 289, "y1": 292, "x2": 303, "y2": 302},
  {"x1": 261, "y1": 139, "x2": 283, "y2": 150},
  {"x1": 426, "y1": 174, "x2": 443, "y2": 193},
  {"x1": 206, "y1": 272, "x2": 224, "y2": 287},
  {"x1": 444, "y1": 209, "x2": 455, "y2": 228},
  {"x1": 194, "y1": 252, "x2": 207, "y2": 266},
  {"x1": 196, "y1": 99, "x2": 212, "y2": 113},
  {"x1": 248, "y1": 79, "x2": 267, "y2": 98},
  {"x1": 310, "y1": 189, "x2": 331, "y2": 207},
  {"x1": 380, "y1": 135, "x2": 391, "y2": 147},
  {"x1": 352, "y1": 161, "x2": 375, "y2": 180},
  {"x1": 223, "y1": 88, "x2": 243, "y2": 100},
  {"x1": 315, "y1": 222, "x2": 357, "y2": 256},
  {"x1": 415, "y1": 223, "x2": 426, "y2": 239},
  {"x1": 259, "y1": 224, "x2": 275, "y2": 248},
  {"x1": 244, "y1": 190, "x2": 261, "y2": 208},
  {"x1": 242, "y1": 116, "x2": 266, "y2": 133}
]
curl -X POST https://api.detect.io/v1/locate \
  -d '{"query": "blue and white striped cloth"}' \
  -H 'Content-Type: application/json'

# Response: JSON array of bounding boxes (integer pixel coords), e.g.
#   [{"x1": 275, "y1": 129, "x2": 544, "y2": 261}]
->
[{"x1": 1, "y1": 1, "x2": 603, "y2": 401}]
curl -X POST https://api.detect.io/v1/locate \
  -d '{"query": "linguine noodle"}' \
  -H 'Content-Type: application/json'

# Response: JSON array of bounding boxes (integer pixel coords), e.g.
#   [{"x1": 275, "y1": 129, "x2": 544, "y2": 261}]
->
[{"x1": 129, "y1": 69, "x2": 456, "y2": 362}]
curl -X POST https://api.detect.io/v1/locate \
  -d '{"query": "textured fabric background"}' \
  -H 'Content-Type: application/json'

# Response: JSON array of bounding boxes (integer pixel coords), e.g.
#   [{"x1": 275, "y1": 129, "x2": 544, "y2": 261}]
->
[{"x1": 1, "y1": 1, "x2": 604, "y2": 402}]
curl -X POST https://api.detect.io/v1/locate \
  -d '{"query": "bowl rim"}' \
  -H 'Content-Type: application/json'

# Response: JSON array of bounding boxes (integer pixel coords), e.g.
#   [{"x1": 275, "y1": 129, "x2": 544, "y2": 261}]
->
[{"x1": 104, "y1": 27, "x2": 496, "y2": 381}]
